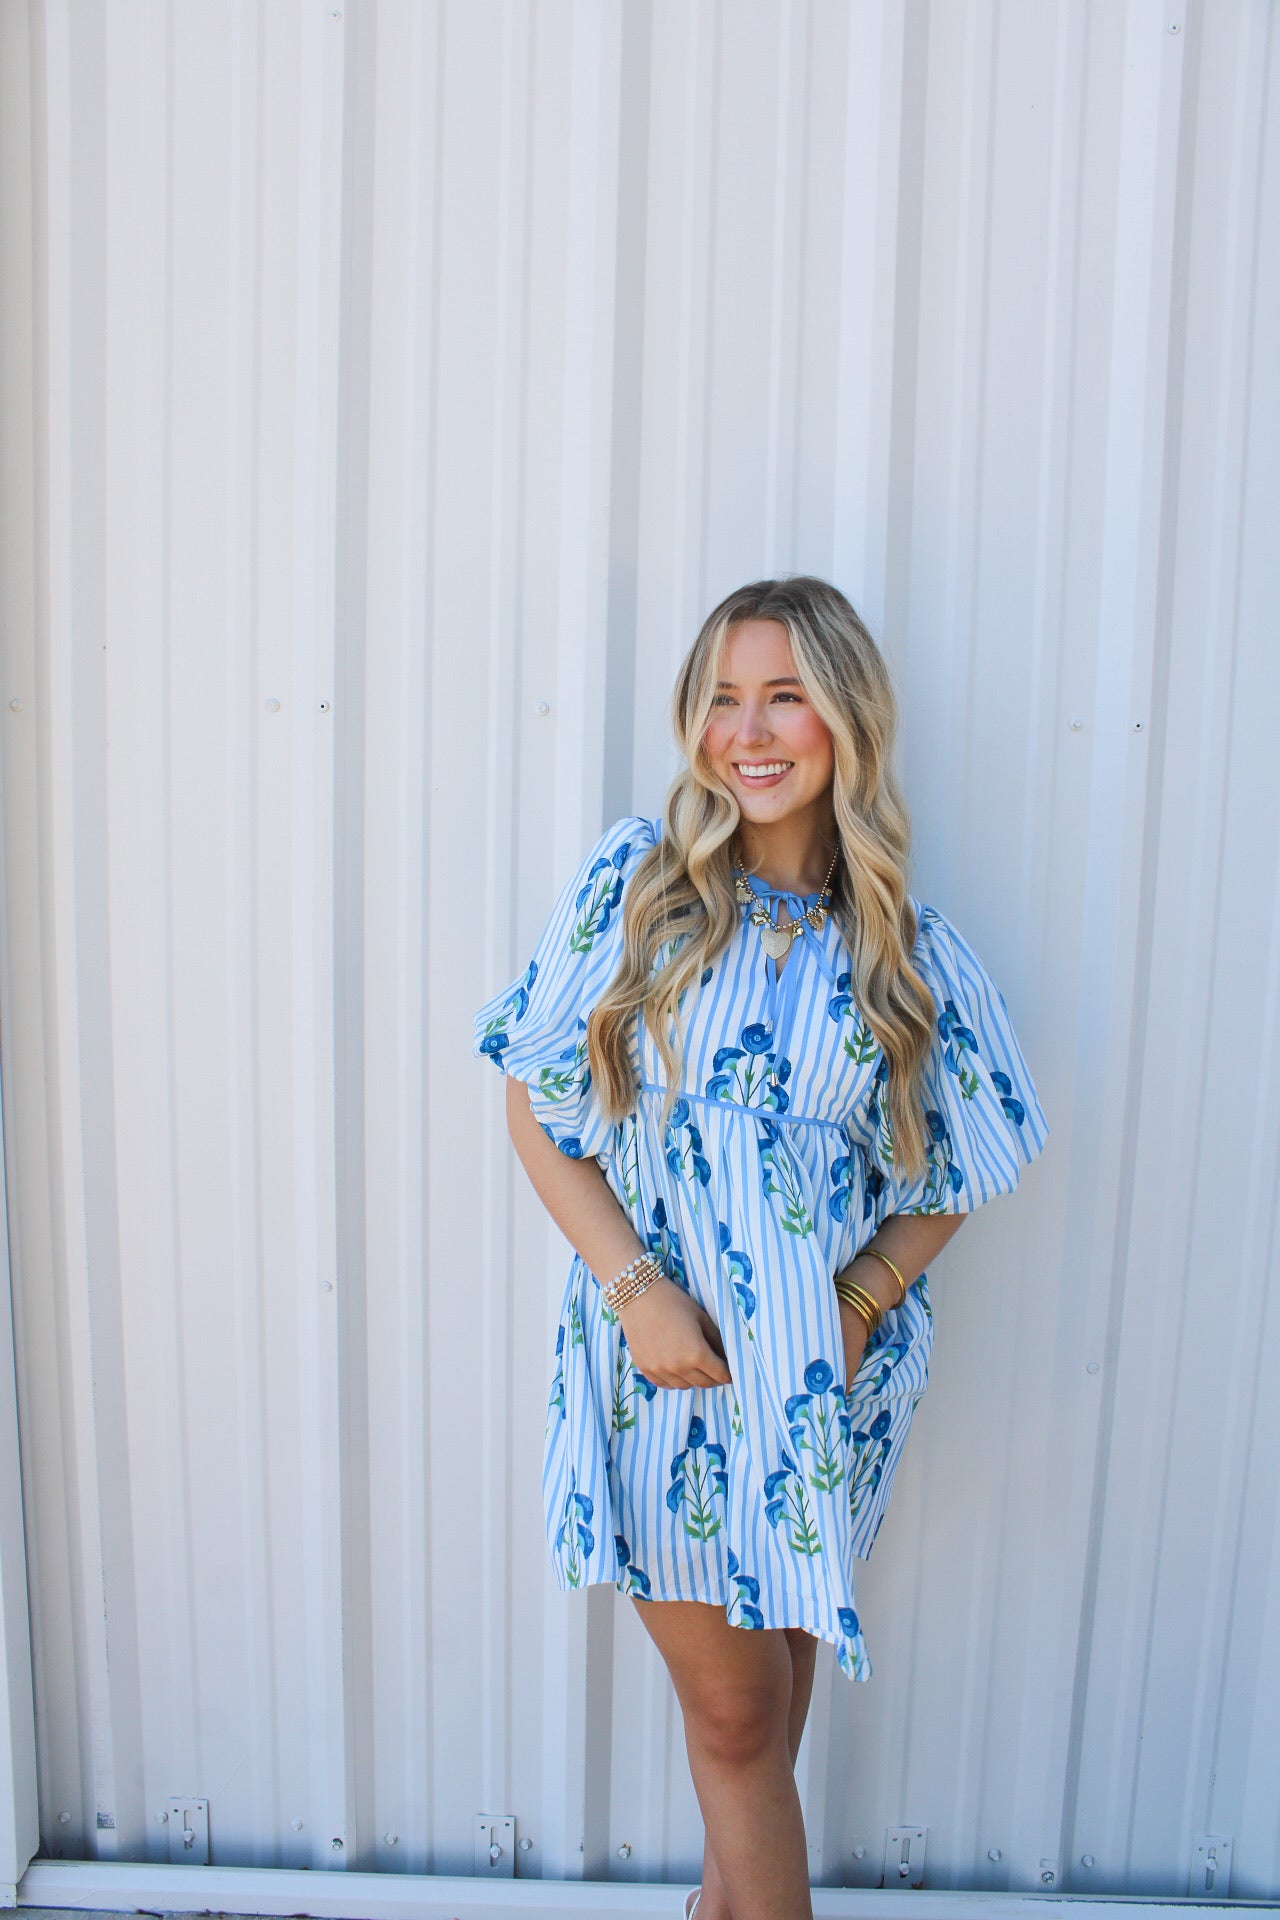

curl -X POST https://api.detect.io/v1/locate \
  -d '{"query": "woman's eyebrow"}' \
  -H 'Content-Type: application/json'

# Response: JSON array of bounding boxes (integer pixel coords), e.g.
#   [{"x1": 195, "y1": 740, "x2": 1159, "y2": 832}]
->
[{"x1": 716, "y1": 677, "x2": 803, "y2": 688}]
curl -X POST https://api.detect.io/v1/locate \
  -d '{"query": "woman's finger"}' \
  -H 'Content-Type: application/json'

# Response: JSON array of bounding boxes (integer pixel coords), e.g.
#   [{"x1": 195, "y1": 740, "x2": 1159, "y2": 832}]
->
[{"x1": 698, "y1": 1311, "x2": 728, "y2": 1358}]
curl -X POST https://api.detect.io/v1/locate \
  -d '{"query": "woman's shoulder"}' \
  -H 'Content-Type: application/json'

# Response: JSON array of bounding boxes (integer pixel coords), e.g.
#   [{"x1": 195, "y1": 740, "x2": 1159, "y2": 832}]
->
[
  {"x1": 584, "y1": 812, "x2": 662, "y2": 866},
  {"x1": 906, "y1": 893, "x2": 999, "y2": 979}
]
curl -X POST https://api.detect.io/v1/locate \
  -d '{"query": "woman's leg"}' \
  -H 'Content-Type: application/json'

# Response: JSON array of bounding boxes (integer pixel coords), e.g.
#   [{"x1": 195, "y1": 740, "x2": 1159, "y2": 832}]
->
[
  {"x1": 633, "y1": 1599, "x2": 817, "y2": 1920},
  {"x1": 694, "y1": 1627, "x2": 818, "y2": 1918},
  {"x1": 696, "y1": 1627, "x2": 818, "y2": 1920}
]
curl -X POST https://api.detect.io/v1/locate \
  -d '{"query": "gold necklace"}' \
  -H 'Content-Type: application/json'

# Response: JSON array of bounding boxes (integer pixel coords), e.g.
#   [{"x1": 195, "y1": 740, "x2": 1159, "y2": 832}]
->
[{"x1": 732, "y1": 841, "x2": 841, "y2": 960}]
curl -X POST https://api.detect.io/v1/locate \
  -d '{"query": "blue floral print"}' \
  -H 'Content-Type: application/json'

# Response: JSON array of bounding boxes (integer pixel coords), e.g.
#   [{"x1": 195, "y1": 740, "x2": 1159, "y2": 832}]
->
[
  {"x1": 786, "y1": 1359, "x2": 853, "y2": 1496},
  {"x1": 666, "y1": 1414, "x2": 729, "y2": 1541},
  {"x1": 474, "y1": 814, "x2": 1049, "y2": 1680},
  {"x1": 614, "y1": 1533, "x2": 652, "y2": 1599},
  {"x1": 664, "y1": 1096, "x2": 712, "y2": 1193},
  {"x1": 726, "y1": 1550, "x2": 765, "y2": 1630}
]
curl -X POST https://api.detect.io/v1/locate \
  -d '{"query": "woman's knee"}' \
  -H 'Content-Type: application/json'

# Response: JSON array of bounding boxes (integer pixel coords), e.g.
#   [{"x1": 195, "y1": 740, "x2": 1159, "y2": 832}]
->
[{"x1": 681, "y1": 1675, "x2": 792, "y2": 1769}]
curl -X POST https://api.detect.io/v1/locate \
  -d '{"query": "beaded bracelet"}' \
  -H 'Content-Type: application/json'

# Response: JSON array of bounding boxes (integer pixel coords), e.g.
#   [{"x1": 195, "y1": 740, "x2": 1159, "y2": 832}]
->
[{"x1": 602, "y1": 1252, "x2": 665, "y2": 1313}]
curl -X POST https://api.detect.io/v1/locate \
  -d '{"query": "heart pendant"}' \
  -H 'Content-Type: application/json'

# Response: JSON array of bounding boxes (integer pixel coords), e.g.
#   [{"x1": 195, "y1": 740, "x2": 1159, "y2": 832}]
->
[{"x1": 759, "y1": 922, "x2": 793, "y2": 960}]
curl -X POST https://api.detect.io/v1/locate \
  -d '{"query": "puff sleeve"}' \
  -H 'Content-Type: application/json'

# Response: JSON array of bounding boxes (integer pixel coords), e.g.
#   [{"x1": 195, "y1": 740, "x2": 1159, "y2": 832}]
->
[
  {"x1": 855, "y1": 900, "x2": 1049, "y2": 1217},
  {"x1": 472, "y1": 813, "x2": 658, "y2": 1160}
]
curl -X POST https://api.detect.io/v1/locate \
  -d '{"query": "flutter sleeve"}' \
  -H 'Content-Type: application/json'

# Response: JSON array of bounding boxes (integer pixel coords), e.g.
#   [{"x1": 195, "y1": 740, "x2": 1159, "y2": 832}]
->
[
  {"x1": 472, "y1": 813, "x2": 658, "y2": 1160},
  {"x1": 856, "y1": 900, "x2": 1050, "y2": 1217}
]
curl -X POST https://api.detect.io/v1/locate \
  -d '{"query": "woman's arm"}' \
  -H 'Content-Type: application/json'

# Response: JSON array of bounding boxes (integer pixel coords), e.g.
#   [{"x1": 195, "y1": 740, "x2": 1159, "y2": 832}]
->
[
  {"x1": 834, "y1": 1213, "x2": 967, "y2": 1381},
  {"x1": 505, "y1": 1076, "x2": 732, "y2": 1389},
  {"x1": 504, "y1": 1073, "x2": 647, "y2": 1291}
]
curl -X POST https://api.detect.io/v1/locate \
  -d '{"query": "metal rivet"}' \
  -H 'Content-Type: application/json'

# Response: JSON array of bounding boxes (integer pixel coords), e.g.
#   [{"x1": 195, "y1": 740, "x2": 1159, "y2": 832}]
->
[
  {"x1": 322, "y1": 1280, "x2": 335, "y2": 1292},
  {"x1": 1069, "y1": 718, "x2": 1083, "y2": 731},
  {"x1": 319, "y1": 700, "x2": 330, "y2": 712},
  {"x1": 9, "y1": 699, "x2": 21, "y2": 712},
  {"x1": 291, "y1": 1819, "x2": 304, "y2": 1831},
  {"x1": 1087, "y1": 1361, "x2": 1100, "y2": 1375},
  {"x1": 852, "y1": 1845, "x2": 866, "y2": 1860},
  {"x1": 1169, "y1": 21, "x2": 1181, "y2": 31},
  {"x1": 617, "y1": 1842, "x2": 632, "y2": 1858},
  {"x1": 331, "y1": 1837, "x2": 344, "y2": 1850},
  {"x1": 488, "y1": 1842, "x2": 503, "y2": 1862},
  {"x1": 1082, "y1": 1854, "x2": 1095, "y2": 1868},
  {"x1": 59, "y1": 1812, "x2": 72, "y2": 1825},
  {"x1": 1133, "y1": 719, "x2": 1144, "y2": 731},
  {"x1": 519, "y1": 1837, "x2": 534, "y2": 1851},
  {"x1": 384, "y1": 1832, "x2": 398, "y2": 1845},
  {"x1": 988, "y1": 1848, "x2": 1002, "y2": 1862},
  {"x1": 266, "y1": 698, "x2": 281, "y2": 712},
  {"x1": 536, "y1": 701, "x2": 551, "y2": 715},
  {"x1": 1042, "y1": 1870, "x2": 1056, "y2": 1884}
]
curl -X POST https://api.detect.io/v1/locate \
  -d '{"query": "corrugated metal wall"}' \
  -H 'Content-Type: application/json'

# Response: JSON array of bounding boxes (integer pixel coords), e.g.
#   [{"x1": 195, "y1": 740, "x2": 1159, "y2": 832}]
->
[{"x1": 1, "y1": 0, "x2": 1276, "y2": 1900}]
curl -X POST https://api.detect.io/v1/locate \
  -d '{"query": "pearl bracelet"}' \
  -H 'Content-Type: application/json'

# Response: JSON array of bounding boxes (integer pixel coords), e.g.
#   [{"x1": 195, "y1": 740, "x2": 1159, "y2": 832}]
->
[{"x1": 602, "y1": 1252, "x2": 665, "y2": 1312}]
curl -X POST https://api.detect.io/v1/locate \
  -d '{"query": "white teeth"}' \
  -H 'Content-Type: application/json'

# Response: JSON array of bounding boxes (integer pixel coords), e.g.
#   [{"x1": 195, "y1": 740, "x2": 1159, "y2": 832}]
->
[{"x1": 737, "y1": 762, "x2": 792, "y2": 778}]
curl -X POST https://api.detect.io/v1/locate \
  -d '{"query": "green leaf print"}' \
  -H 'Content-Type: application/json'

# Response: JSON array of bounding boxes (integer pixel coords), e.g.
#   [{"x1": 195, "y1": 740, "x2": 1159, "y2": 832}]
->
[
  {"x1": 617, "y1": 1114, "x2": 641, "y2": 1209},
  {"x1": 876, "y1": 1098, "x2": 895, "y2": 1166},
  {"x1": 956, "y1": 1058, "x2": 981, "y2": 1100},
  {"x1": 731, "y1": 1398, "x2": 744, "y2": 1438},
  {"x1": 791, "y1": 1404, "x2": 845, "y2": 1495},
  {"x1": 759, "y1": 1140, "x2": 814, "y2": 1237},
  {"x1": 784, "y1": 1479, "x2": 822, "y2": 1556},
  {"x1": 764, "y1": 1462, "x2": 822, "y2": 1555},
  {"x1": 546, "y1": 1357, "x2": 565, "y2": 1433},
  {"x1": 848, "y1": 1410, "x2": 893, "y2": 1518},
  {"x1": 843, "y1": 1016, "x2": 879, "y2": 1066},
  {"x1": 570, "y1": 864, "x2": 622, "y2": 955},
  {"x1": 681, "y1": 1458, "x2": 723, "y2": 1540},
  {"x1": 563, "y1": 1524, "x2": 583, "y2": 1588},
  {"x1": 558, "y1": 1487, "x2": 595, "y2": 1590},
  {"x1": 611, "y1": 1350, "x2": 637, "y2": 1431},
  {"x1": 536, "y1": 1049, "x2": 584, "y2": 1106},
  {"x1": 665, "y1": 1419, "x2": 727, "y2": 1542},
  {"x1": 567, "y1": 1293, "x2": 585, "y2": 1348}
]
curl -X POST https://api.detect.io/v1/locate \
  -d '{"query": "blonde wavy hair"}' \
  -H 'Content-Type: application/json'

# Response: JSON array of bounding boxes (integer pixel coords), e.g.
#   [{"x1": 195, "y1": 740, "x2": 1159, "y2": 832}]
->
[{"x1": 586, "y1": 576, "x2": 936, "y2": 1182}]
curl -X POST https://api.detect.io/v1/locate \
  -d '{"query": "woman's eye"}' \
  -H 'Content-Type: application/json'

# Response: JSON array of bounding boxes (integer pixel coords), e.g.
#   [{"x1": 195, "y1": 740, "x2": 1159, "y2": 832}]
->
[{"x1": 711, "y1": 692, "x2": 801, "y2": 706}]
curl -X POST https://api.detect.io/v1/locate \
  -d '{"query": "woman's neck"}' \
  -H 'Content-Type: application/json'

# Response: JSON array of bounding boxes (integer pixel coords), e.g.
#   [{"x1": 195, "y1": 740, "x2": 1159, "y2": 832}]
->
[{"x1": 733, "y1": 814, "x2": 840, "y2": 895}]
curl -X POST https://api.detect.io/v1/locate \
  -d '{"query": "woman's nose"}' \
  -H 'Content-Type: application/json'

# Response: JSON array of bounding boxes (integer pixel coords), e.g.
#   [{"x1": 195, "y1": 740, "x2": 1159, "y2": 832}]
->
[{"x1": 736, "y1": 701, "x2": 772, "y2": 742}]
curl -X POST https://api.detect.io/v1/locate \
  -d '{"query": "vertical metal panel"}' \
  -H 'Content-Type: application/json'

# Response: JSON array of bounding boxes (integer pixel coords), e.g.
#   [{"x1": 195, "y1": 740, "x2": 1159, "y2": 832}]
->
[{"x1": 0, "y1": 0, "x2": 1276, "y2": 1902}]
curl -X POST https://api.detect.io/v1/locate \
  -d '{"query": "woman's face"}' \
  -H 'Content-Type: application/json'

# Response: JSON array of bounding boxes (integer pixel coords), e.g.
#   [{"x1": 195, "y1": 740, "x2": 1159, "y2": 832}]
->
[{"x1": 702, "y1": 618, "x2": 835, "y2": 824}]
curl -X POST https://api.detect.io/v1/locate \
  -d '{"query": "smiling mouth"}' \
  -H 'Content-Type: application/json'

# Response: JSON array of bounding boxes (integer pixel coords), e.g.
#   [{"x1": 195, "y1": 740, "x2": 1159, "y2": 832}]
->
[{"x1": 734, "y1": 761, "x2": 794, "y2": 779}]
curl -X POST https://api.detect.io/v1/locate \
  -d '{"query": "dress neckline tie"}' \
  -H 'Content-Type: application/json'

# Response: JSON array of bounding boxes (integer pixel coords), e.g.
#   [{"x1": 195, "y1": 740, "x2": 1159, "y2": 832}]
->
[{"x1": 737, "y1": 873, "x2": 842, "y2": 1088}]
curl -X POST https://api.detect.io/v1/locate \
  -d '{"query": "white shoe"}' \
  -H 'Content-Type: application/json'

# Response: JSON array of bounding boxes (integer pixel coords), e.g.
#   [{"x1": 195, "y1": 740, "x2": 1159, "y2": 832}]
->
[{"x1": 682, "y1": 1892, "x2": 702, "y2": 1920}]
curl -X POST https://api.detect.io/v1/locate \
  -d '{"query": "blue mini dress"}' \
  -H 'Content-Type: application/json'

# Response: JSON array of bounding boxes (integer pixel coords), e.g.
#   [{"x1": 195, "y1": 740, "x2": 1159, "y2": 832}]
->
[{"x1": 472, "y1": 814, "x2": 1048, "y2": 1680}]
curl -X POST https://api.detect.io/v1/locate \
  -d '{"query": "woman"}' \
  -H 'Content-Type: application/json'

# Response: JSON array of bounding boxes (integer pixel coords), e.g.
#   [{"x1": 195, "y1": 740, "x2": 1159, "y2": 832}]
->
[{"x1": 473, "y1": 577, "x2": 1048, "y2": 1920}]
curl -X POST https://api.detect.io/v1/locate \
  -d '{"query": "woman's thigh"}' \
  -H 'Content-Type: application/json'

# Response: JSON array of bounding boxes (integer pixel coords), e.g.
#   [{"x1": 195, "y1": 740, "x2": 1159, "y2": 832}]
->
[{"x1": 631, "y1": 1598, "x2": 798, "y2": 1757}]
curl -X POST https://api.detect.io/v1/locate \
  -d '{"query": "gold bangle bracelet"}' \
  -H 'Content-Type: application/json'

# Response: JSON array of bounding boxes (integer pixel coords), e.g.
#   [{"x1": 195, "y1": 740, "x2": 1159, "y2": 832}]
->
[
  {"x1": 834, "y1": 1277, "x2": 882, "y2": 1335},
  {"x1": 860, "y1": 1245, "x2": 908, "y2": 1310}
]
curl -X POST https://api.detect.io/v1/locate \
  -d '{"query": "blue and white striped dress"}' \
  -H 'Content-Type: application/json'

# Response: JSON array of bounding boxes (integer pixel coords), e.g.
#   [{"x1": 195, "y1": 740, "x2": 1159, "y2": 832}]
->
[{"x1": 473, "y1": 813, "x2": 1048, "y2": 1681}]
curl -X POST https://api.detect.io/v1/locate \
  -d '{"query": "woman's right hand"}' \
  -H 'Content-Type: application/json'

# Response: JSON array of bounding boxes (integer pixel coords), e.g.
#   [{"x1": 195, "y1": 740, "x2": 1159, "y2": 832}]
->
[{"x1": 617, "y1": 1277, "x2": 733, "y2": 1389}]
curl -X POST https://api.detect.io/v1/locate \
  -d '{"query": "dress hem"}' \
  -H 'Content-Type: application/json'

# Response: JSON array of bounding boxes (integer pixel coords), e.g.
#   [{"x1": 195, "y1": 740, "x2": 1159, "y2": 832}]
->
[{"x1": 553, "y1": 1562, "x2": 876, "y2": 1683}]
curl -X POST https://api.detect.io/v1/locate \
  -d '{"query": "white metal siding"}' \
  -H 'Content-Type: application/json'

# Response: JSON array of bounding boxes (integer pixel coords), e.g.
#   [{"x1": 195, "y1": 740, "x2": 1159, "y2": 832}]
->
[{"x1": 0, "y1": 0, "x2": 1276, "y2": 1900}]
